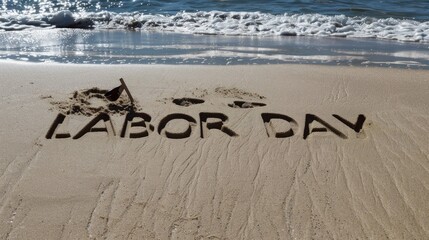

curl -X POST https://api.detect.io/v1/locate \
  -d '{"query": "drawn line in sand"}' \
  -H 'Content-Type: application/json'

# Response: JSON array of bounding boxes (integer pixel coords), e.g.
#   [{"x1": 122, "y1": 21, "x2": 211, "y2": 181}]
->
[
  {"x1": 121, "y1": 112, "x2": 154, "y2": 138},
  {"x1": 46, "y1": 112, "x2": 366, "y2": 140},
  {"x1": 158, "y1": 114, "x2": 197, "y2": 139},
  {"x1": 45, "y1": 113, "x2": 71, "y2": 139},
  {"x1": 261, "y1": 113, "x2": 298, "y2": 138},
  {"x1": 333, "y1": 114, "x2": 366, "y2": 133},
  {"x1": 303, "y1": 114, "x2": 366, "y2": 139},
  {"x1": 73, "y1": 113, "x2": 116, "y2": 139},
  {"x1": 261, "y1": 113, "x2": 366, "y2": 139},
  {"x1": 199, "y1": 112, "x2": 238, "y2": 138}
]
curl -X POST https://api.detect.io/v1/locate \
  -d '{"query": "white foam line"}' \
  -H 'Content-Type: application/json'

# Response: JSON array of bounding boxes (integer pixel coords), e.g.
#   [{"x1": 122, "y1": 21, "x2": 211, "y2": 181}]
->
[
  {"x1": 0, "y1": 49, "x2": 365, "y2": 62},
  {"x1": 1, "y1": 10, "x2": 429, "y2": 43},
  {"x1": 361, "y1": 60, "x2": 427, "y2": 66},
  {"x1": 335, "y1": 50, "x2": 429, "y2": 60}
]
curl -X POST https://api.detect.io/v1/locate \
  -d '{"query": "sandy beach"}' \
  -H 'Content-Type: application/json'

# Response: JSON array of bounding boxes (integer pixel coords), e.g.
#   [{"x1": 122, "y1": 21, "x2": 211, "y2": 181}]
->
[{"x1": 0, "y1": 62, "x2": 428, "y2": 239}]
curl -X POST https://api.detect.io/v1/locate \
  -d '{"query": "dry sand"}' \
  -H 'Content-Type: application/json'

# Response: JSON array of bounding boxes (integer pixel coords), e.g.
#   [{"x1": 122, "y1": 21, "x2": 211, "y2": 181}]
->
[{"x1": 0, "y1": 62, "x2": 428, "y2": 239}]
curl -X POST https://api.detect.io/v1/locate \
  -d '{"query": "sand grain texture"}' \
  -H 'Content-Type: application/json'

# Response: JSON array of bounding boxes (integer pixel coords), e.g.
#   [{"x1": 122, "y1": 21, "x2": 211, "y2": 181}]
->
[{"x1": 0, "y1": 63, "x2": 428, "y2": 239}]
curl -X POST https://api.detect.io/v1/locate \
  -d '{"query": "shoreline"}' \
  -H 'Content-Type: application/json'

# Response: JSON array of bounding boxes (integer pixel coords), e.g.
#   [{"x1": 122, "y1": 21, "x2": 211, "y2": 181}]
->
[{"x1": 1, "y1": 29, "x2": 429, "y2": 68}]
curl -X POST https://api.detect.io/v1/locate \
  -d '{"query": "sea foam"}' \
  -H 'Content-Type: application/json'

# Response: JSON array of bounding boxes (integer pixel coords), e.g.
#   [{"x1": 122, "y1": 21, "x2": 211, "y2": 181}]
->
[{"x1": 0, "y1": 10, "x2": 428, "y2": 43}]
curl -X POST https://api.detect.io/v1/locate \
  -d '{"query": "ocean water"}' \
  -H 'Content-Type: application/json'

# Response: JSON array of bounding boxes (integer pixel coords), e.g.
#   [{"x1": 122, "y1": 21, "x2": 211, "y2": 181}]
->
[
  {"x1": 1, "y1": 0, "x2": 429, "y2": 67},
  {"x1": 2, "y1": 0, "x2": 428, "y2": 20}
]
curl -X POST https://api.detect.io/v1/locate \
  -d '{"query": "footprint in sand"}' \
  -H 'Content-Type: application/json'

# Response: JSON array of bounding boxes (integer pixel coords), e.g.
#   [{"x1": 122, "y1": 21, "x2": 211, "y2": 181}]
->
[
  {"x1": 173, "y1": 98, "x2": 205, "y2": 107},
  {"x1": 228, "y1": 101, "x2": 266, "y2": 109}
]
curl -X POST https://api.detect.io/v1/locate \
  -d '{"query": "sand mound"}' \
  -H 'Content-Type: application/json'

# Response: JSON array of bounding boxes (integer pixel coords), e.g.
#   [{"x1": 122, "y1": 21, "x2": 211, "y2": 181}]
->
[
  {"x1": 213, "y1": 87, "x2": 266, "y2": 100},
  {"x1": 189, "y1": 87, "x2": 265, "y2": 100},
  {"x1": 49, "y1": 87, "x2": 140, "y2": 116}
]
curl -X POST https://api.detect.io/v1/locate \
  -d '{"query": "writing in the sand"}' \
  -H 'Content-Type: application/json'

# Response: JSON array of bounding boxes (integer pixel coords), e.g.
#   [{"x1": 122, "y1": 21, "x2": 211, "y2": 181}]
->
[{"x1": 46, "y1": 112, "x2": 366, "y2": 140}]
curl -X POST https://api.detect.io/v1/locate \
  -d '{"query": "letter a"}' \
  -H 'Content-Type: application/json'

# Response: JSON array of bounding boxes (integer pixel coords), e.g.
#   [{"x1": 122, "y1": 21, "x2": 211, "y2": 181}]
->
[
  {"x1": 73, "y1": 113, "x2": 115, "y2": 139},
  {"x1": 303, "y1": 114, "x2": 347, "y2": 139}
]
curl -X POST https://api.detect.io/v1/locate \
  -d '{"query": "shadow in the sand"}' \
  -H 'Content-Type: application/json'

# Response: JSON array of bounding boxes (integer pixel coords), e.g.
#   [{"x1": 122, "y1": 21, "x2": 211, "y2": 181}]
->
[
  {"x1": 228, "y1": 100, "x2": 266, "y2": 108},
  {"x1": 173, "y1": 98, "x2": 205, "y2": 107}
]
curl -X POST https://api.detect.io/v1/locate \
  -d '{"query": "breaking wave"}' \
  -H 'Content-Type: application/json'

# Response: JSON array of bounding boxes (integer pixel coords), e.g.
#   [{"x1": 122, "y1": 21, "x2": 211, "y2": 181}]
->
[{"x1": 1, "y1": 10, "x2": 429, "y2": 43}]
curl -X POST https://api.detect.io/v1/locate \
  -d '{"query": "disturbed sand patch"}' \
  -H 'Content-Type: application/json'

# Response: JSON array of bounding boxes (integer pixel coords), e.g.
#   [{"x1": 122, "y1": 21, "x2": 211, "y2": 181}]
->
[
  {"x1": 48, "y1": 88, "x2": 141, "y2": 116},
  {"x1": 160, "y1": 87, "x2": 266, "y2": 106},
  {"x1": 213, "y1": 87, "x2": 266, "y2": 100},
  {"x1": 189, "y1": 87, "x2": 265, "y2": 100}
]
